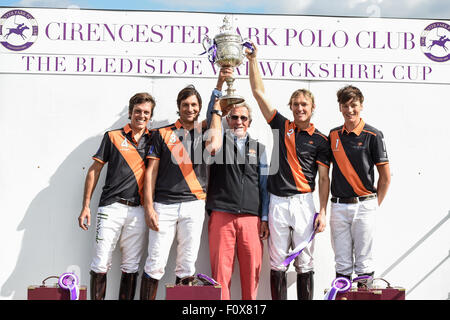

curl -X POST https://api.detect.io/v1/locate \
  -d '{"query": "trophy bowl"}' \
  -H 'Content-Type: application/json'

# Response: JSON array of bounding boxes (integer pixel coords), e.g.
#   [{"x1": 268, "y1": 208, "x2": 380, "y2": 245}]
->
[
  {"x1": 202, "y1": 16, "x2": 249, "y2": 105},
  {"x1": 215, "y1": 33, "x2": 245, "y2": 67}
]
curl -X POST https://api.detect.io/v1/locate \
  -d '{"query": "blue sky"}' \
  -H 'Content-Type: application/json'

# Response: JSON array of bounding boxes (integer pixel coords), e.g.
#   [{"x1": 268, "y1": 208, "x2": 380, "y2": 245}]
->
[{"x1": 1, "y1": 0, "x2": 450, "y2": 19}]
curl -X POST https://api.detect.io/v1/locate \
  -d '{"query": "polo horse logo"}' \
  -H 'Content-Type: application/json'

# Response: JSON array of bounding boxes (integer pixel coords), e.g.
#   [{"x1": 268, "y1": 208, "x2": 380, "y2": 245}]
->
[
  {"x1": 5, "y1": 23, "x2": 29, "y2": 40},
  {"x1": 427, "y1": 35, "x2": 450, "y2": 51}
]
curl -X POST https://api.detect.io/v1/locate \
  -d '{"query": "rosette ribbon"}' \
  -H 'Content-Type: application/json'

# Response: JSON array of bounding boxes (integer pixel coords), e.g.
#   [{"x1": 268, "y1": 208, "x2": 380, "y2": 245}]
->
[
  {"x1": 242, "y1": 40, "x2": 254, "y2": 53},
  {"x1": 58, "y1": 273, "x2": 80, "y2": 300},
  {"x1": 352, "y1": 275, "x2": 372, "y2": 286},
  {"x1": 351, "y1": 275, "x2": 374, "y2": 290},
  {"x1": 324, "y1": 277, "x2": 352, "y2": 300},
  {"x1": 200, "y1": 36, "x2": 217, "y2": 63},
  {"x1": 282, "y1": 213, "x2": 319, "y2": 267},
  {"x1": 324, "y1": 275, "x2": 373, "y2": 300},
  {"x1": 200, "y1": 39, "x2": 254, "y2": 64},
  {"x1": 197, "y1": 273, "x2": 219, "y2": 286}
]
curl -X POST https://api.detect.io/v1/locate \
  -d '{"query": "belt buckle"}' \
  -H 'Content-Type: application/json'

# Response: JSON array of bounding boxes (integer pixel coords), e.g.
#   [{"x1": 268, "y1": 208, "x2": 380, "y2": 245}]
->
[
  {"x1": 341, "y1": 197, "x2": 358, "y2": 204},
  {"x1": 119, "y1": 199, "x2": 137, "y2": 207}
]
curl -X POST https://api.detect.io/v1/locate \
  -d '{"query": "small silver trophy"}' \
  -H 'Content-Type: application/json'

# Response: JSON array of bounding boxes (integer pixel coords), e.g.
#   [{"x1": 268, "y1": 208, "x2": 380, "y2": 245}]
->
[{"x1": 202, "y1": 15, "x2": 251, "y2": 105}]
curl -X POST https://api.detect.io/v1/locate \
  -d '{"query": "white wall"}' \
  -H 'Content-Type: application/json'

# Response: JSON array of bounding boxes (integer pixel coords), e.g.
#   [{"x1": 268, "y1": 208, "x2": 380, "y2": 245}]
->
[
  {"x1": 0, "y1": 7, "x2": 449, "y2": 300},
  {"x1": 0, "y1": 70, "x2": 449, "y2": 300}
]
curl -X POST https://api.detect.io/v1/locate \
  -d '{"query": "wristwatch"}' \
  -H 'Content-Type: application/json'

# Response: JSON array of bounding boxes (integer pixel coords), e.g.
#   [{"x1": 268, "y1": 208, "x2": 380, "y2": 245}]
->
[{"x1": 211, "y1": 109, "x2": 222, "y2": 117}]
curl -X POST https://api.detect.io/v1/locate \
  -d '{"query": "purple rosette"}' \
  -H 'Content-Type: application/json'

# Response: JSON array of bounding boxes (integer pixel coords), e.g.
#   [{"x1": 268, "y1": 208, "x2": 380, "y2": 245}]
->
[
  {"x1": 58, "y1": 273, "x2": 80, "y2": 300},
  {"x1": 324, "y1": 277, "x2": 352, "y2": 300}
]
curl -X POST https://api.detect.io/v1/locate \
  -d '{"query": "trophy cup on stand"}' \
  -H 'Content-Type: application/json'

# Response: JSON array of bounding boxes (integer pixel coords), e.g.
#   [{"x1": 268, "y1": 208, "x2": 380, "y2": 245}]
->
[{"x1": 202, "y1": 15, "x2": 253, "y2": 105}]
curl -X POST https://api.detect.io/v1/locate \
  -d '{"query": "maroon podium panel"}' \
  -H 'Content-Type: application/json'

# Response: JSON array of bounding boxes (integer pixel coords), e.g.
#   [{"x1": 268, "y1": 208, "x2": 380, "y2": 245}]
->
[
  {"x1": 28, "y1": 284, "x2": 87, "y2": 300},
  {"x1": 336, "y1": 287, "x2": 406, "y2": 300},
  {"x1": 165, "y1": 284, "x2": 222, "y2": 300}
]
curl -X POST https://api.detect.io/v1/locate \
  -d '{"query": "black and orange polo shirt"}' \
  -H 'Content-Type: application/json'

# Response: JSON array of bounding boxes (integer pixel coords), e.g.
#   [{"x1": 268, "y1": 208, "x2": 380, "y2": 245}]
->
[
  {"x1": 329, "y1": 119, "x2": 389, "y2": 198},
  {"x1": 267, "y1": 110, "x2": 331, "y2": 197},
  {"x1": 147, "y1": 120, "x2": 207, "y2": 204},
  {"x1": 93, "y1": 124, "x2": 152, "y2": 207}
]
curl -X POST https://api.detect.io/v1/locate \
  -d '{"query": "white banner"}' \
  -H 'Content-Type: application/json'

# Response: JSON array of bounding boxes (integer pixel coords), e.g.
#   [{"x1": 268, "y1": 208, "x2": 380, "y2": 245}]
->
[{"x1": 0, "y1": 7, "x2": 449, "y2": 84}]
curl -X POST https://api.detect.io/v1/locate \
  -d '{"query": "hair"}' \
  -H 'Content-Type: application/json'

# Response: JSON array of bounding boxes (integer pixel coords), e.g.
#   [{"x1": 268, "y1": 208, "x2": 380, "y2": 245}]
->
[
  {"x1": 337, "y1": 85, "x2": 364, "y2": 105},
  {"x1": 287, "y1": 89, "x2": 316, "y2": 108},
  {"x1": 229, "y1": 102, "x2": 253, "y2": 123},
  {"x1": 128, "y1": 92, "x2": 156, "y2": 119},
  {"x1": 176, "y1": 85, "x2": 202, "y2": 110}
]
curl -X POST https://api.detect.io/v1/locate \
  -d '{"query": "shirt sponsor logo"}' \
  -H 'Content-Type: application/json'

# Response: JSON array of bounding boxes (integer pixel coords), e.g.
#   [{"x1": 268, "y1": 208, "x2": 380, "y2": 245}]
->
[
  {"x1": 333, "y1": 138, "x2": 340, "y2": 151},
  {"x1": 286, "y1": 128, "x2": 294, "y2": 137},
  {"x1": 352, "y1": 141, "x2": 366, "y2": 150},
  {"x1": 248, "y1": 148, "x2": 257, "y2": 158},
  {"x1": 302, "y1": 140, "x2": 316, "y2": 149}
]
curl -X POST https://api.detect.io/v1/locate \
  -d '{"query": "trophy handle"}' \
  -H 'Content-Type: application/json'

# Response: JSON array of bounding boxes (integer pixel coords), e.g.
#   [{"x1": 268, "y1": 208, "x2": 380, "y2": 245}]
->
[
  {"x1": 201, "y1": 35, "x2": 217, "y2": 63},
  {"x1": 202, "y1": 35, "x2": 213, "y2": 52}
]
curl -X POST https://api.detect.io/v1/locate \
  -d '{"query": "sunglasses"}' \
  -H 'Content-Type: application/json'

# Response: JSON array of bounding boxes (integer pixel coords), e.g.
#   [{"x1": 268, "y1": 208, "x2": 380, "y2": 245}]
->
[{"x1": 229, "y1": 115, "x2": 249, "y2": 122}]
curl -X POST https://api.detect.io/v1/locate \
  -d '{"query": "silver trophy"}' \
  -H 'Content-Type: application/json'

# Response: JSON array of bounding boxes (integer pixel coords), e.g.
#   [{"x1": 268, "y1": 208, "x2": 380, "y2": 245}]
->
[{"x1": 202, "y1": 15, "x2": 251, "y2": 105}]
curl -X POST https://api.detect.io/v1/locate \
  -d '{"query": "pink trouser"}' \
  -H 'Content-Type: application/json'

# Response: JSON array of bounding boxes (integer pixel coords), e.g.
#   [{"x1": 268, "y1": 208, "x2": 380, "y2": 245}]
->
[{"x1": 208, "y1": 210, "x2": 263, "y2": 300}]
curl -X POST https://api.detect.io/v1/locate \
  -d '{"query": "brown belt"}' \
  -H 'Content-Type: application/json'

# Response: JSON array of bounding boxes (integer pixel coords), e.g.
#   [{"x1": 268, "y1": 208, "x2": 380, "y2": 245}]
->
[
  {"x1": 331, "y1": 194, "x2": 377, "y2": 204},
  {"x1": 117, "y1": 199, "x2": 140, "y2": 207}
]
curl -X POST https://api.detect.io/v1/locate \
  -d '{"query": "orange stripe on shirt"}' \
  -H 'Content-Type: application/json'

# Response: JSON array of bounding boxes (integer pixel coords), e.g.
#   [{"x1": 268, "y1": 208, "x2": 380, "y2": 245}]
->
[
  {"x1": 267, "y1": 110, "x2": 277, "y2": 124},
  {"x1": 362, "y1": 129, "x2": 377, "y2": 136},
  {"x1": 330, "y1": 130, "x2": 371, "y2": 196},
  {"x1": 109, "y1": 131, "x2": 146, "y2": 204},
  {"x1": 284, "y1": 121, "x2": 312, "y2": 193},
  {"x1": 160, "y1": 127, "x2": 206, "y2": 201},
  {"x1": 316, "y1": 160, "x2": 330, "y2": 168},
  {"x1": 92, "y1": 157, "x2": 105, "y2": 164}
]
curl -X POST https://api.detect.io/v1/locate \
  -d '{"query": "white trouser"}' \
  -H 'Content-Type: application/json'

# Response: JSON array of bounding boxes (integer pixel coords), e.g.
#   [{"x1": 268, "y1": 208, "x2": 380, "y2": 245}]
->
[
  {"x1": 90, "y1": 202, "x2": 147, "y2": 274},
  {"x1": 144, "y1": 200, "x2": 205, "y2": 280},
  {"x1": 330, "y1": 198, "x2": 378, "y2": 276},
  {"x1": 268, "y1": 192, "x2": 316, "y2": 273}
]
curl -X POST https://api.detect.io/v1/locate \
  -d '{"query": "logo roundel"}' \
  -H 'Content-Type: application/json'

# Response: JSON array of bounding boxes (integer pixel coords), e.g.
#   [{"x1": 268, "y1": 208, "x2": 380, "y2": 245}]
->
[
  {"x1": 286, "y1": 128, "x2": 294, "y2": 137},
  {"x1": 420, "y1": 22, "x2": 450, "y2": 63},
  {"x1": 0, "y1": 9, "x2": 38, "y2": 51}
]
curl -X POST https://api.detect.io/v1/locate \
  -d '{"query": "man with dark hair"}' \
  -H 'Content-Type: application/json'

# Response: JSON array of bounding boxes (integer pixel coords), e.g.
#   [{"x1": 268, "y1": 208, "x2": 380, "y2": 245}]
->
[
  {"x1": 78, "y1": 92, "x2": 156, "y2": 300},
  {"x1": 329, "y1": 85, "x2": 390, "y2": 282},
  {"x1": 247, "y1": 43, "x2": 331, "y2": 300},
  {"x1": 140, "y1": 85, "x2": 221, "y2": 299}
]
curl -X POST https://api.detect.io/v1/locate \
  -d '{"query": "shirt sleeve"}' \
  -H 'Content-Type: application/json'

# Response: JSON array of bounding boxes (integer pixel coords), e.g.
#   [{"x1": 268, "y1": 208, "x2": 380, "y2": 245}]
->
[
  {"x1": 147, "y1": 129, "x2": 163, "y2": 160},
  {"x1": 316, "y1": 136, "x2": 331, "y2": 168},
  {"x1": 92, "y1": 132, "x2": 111, "y2": 164},
  {"x1": 206, "y1": 88, "x2": 223, "y2": 128},
  {"x1": 370, "y1": 130, "x2": 389, "y2": 165},
  {"x1": 267, "y1": 110, "x2": 286, "y2": 131},
  {"x1": 258, "y1": 146, "x2": 269, "y2": 221}
]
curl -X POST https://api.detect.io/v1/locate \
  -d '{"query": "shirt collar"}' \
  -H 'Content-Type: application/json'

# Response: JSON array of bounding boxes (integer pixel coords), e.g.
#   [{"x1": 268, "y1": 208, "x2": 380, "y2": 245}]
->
[
  {"x1": 175, "y1": 119, "x2": 183, "y2": 130},
  {"x1": 175, "y1": 119, "x2": 202, "y2": 133},
  {"x1": 124, "y1": 124, "x2": 150, "y2": 139},
  {"x1": 124, "y1": 123, "x2": 132, "y2": 134},
  {"x1": 342, "y1": 118, "x2": 365, "y2": 136},
  {"x1": 294, "y1": 122, "x2": 315, "y2": 136}
]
